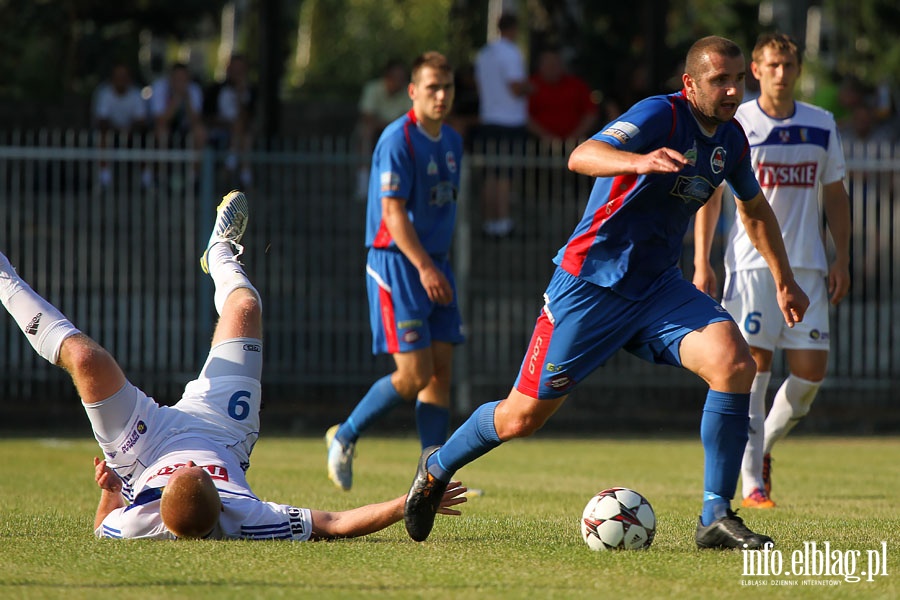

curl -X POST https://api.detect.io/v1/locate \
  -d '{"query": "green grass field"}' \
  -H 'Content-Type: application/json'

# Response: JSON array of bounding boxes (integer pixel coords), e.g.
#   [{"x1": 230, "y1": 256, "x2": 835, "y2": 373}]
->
[{"x1": 1, "y1": 436, "x2": 897, "y2": 598}]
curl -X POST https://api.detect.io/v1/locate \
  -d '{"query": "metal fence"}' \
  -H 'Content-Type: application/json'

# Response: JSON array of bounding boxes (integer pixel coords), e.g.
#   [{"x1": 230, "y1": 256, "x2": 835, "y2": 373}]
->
[{"x1": 1, "y1": 130, "x2": 898, "y2": 432}]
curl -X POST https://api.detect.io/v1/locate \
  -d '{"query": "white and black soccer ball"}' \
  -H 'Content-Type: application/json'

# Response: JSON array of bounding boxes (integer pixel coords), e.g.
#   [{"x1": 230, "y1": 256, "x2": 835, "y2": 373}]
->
[{"x1": 581, "y1": 487, "x2": 656, "y2": 550}]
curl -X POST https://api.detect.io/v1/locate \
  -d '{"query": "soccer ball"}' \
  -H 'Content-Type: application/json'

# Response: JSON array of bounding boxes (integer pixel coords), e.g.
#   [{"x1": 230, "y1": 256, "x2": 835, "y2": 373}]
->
[{"x1": 581, "y1": 487, "x2": 656, "y2": 550}]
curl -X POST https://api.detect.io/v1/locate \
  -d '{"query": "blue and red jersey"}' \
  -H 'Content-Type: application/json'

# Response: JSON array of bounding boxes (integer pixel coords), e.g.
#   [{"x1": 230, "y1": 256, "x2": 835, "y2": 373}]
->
[
  {"x1": 365, "y1": 109, "x2": 463, "y2": 256},
  {"x1": 554, "y1": 90, "x2": 761, "y2": 299}
]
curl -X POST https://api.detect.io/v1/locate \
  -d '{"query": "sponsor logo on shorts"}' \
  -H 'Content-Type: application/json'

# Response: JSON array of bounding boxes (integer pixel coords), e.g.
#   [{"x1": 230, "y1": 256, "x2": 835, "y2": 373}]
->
[
  {"x1": 545, "y1": 373, "x2": 573, "y2": 392},
  {"x1": 546, "y1": 363, "x2": 563, "y2": 372},
  {"x1": 397, "y1": 319, "x2": 423, "y2": 329},
  {"x1": 810, "y1": 329, "x2": 829, "y2": 341},
  {"x1": 402, "y1": 330, "x2": 420, "y2": 343},
  {"x1": 243, "y1": 343, "x2": 261, "y2": 352},
  {"x1": 120, "y1": 419, "x2": 148, "y2": 454},
  {"x1": 601, "y1": 121, "x2": 640, "y2": 144},
  {"x1": 25, "y1": 312, "x2": 42, "y2": 335}
]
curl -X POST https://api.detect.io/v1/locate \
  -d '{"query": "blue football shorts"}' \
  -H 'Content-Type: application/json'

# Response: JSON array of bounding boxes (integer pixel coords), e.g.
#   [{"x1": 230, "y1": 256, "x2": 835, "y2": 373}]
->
[
  {"x1": 366, "y1": 248, "x2": 465, "y2": 355},
  {"x1": 514, "y1": 267, "x2": 734, "y2": 399}
]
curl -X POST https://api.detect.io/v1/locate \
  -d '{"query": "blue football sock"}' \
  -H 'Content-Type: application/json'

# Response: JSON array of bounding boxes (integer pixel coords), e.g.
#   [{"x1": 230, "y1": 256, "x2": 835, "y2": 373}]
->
[
  {"x1": 426, "y1": 400, "x2": 502, "y2": 482},
  {"x1": 336, "y1": 374, "x2": 405, "y2": 446},
  {"x1": 700, "y1": 389, "x2": 750, "y2": 526},
  {"x1": 415, "y1": 400, "x2": 450, "y2": 449}
]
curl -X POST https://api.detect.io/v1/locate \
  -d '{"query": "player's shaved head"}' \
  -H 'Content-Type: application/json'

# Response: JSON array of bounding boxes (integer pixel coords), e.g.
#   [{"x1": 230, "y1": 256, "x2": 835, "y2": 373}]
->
[
  {"x1": 685, "y1": 36, "x2": 744, "y2": 79},
  {"x1": 160, "y1": 464, "x2": 222, "y2": 539}
]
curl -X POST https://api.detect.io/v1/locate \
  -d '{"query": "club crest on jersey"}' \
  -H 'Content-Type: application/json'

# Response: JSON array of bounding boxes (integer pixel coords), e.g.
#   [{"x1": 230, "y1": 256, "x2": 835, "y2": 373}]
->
[
  {"x1": 710, "y1": 147, "x2": 726, "y2": 174},
  {"x1": 671, "y1": 175, "x2": 716, "y2": 205},
  {"x1": 778, "y1": 128, "x2": 791, "y2": 143},
  {"x1": 446, "y1": 151, "x2": 457, "y2": 173},
  {"x1": 684, "y1": 141, "x2": 698, "y2": 166},
  {"x1": 601, "y1": 120, "x2": 640, "y2": 144}
]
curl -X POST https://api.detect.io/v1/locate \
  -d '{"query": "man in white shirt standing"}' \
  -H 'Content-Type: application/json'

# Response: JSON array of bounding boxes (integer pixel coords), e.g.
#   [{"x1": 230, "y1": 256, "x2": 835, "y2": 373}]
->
[
  {"x1": 693, "y1": 32, "x2": 851, "y2": 509},
  {"x1": 474, "y1": 13, "x2": 531, "y2": 239},
  {"x1": 92, "y1": 63, "x2": 149, "y2": 188}
]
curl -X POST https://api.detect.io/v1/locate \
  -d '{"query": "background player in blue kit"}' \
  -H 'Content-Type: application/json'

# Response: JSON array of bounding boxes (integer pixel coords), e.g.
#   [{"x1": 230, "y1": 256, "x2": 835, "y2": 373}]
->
[
  {"x1": 404, "y1": 36, "x2": 809, "y2": 550},
  {"x1": 0, "y1": 190, "x2": 466, "y2": 540},
  {"x1": 326, "y1": 52, "x2": 465, "y2": 491}
]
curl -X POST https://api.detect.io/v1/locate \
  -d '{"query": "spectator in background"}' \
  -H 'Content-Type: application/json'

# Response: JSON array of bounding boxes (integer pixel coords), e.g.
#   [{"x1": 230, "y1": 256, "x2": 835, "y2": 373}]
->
[
  {"x1": 150, "y1": 63, "x2": 207, "y2": 152},
  {"x1": 836, "y1": 77, "x2": 899, "y2": 145},
  {"x1": 474, "y1": 12, "x2": 531, "y2": 239},
  {"x1": 92, "y1": 63, "x2": 150, "y2": 188},
  {"x1": 355, "y1": 59, "x2": 412, "y2": 200},
  {"x1": 205, "y1": 54, "x2": 257, "y2": 187},
  {"x1": 527, "y1": 47, "x2": 597, "y2": 143}
]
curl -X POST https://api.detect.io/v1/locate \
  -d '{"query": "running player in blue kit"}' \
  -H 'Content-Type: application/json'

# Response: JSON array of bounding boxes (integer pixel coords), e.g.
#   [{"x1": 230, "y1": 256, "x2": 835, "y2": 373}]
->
[
  {"x1": 325, "y1": 52, "x2": 465, "y2": 491},
  {"x1": 404, "y1": 36, "x2": 809, "y2": 549}
]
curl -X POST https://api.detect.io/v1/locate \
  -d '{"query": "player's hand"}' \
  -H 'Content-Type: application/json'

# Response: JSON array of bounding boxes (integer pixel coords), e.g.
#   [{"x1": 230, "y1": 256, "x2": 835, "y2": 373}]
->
[
  {"x1": 635, "y1": 147, "x2": 688, "y2": 175},
  {"x1": 420, "y1": 265, "x2": 453, "y2": 306},
  {"x1": 437, "y1": 481, "x2": 468, "y2": 516},
  {"x1": 828, "y1": 260, "x2": 850, "y2": 305},
  {"x1": 692, "y1": 262, "x2": 719, "y2": 299},
  {"x1": 94, "y1": 457, "x2": 123, "y2": 494},
  {"x1": 777, "y1": 280, "x2": 809, "y2": 328}
]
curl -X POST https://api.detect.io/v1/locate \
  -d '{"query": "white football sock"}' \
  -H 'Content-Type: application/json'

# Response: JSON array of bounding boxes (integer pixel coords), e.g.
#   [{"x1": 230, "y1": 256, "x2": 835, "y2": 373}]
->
[
  {"x1": 206, "y1": 242, "x2": 260, "y2": 315},
  {"x1": 0, "y1": 253, "x2": 80, "y2": 364},
  {"x1": 741, "y1": 371, "x2": 771, "y2": 497},
  {"x1": 763, "y1": 374, "x2": 821, "y2": 454}
]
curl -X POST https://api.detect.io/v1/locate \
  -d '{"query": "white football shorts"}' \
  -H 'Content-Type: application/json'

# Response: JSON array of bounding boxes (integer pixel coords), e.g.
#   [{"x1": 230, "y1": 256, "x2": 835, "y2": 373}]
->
[
  {"x1": 84, "y1": 338, "x2": 263, "y2": 499},
  {"x1": 722, "y1": 268, "x2": 830, "y2": 352}
]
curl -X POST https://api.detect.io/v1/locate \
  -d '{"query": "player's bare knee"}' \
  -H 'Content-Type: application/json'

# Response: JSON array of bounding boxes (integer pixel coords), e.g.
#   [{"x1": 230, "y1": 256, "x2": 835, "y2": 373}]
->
[
  {"x1": 393, "y1": 370, "x2": 433, "y2": 399},
  {"x1": 496, "y1": 411, "x2": 546, "y2": 439},
  {"x1": 230, "y1": 290, "x2": 261, "y2": 319},
  {"x1": 60, "y1": 335, "x2": 113, "y2": 377},
  {"x1": 709, "y1": 351, "x2": 756, "y2": 390}
]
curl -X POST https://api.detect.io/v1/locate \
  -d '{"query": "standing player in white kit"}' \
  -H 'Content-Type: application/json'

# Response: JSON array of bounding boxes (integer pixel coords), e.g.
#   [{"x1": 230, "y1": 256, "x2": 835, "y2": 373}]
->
[
  {"x1": 693, "y1": 33, "x2": 851, "y2": 509},
  {"x1": 0, "y1": 190, "x2": 466, "y2": 540}
]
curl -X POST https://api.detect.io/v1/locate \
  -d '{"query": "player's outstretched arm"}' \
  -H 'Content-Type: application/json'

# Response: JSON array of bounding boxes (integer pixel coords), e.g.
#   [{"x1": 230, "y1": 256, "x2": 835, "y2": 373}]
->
[
  {"x1": 93, "y1": 457, "x2": 126, "y2": 529},
  {"x1": 693, "y1": 184, "x2": 724, "y2": 298},
  {"x1": 308, "y1": 482, "x2": 467, "y2": 540},
  {"x1": 736, "y1": 192, "x2": 809, "y2": 326},
  {"x1": 567, "y1": 140, "x2": 687, "y2": 178}
]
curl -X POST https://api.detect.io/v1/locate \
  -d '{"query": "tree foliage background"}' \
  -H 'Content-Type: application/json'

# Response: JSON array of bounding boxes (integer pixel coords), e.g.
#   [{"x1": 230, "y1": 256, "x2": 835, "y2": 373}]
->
[{"x1": 0, "y1": 0, "x2": 897, "y2": 132}]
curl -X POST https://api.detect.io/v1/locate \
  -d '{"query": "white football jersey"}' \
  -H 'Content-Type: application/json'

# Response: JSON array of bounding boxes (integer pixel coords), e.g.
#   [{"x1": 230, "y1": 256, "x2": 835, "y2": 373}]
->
[
  {"x1": 96, "y1": 443, "x2": 313, "y2": 541},
  {"x1": 724, "y1": 100, "x2": 846, "y2": 274}
]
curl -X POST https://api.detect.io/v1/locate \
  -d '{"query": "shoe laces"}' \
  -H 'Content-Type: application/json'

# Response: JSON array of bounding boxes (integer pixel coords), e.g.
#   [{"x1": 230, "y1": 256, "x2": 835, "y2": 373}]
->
[{"x1": 719, "y1": 509, "x2": 755, "y2": 535}]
